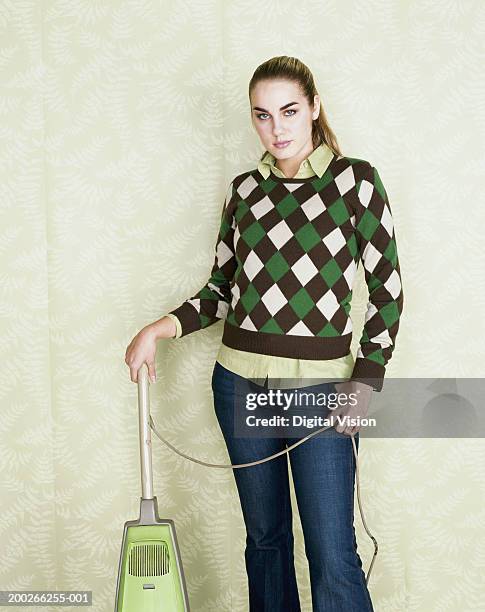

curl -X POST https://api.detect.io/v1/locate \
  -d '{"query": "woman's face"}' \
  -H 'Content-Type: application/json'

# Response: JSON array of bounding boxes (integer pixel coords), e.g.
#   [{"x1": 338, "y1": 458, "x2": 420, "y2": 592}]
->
[{"x1": 250, "y1": 79, "x2": 320, "y2": 159}]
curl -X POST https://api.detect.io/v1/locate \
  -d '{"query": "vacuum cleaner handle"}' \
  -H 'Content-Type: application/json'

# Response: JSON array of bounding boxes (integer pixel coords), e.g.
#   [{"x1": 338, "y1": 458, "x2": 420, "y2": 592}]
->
[{"x1": 137, "y1": 363, "x2": 154, "y2": 500}]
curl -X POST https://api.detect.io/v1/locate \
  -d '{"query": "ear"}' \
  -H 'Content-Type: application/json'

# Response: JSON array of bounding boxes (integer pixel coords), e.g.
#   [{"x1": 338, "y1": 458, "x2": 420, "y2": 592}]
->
[{"x1": 312, "y1": 94, "x2": 320, "y2": 120}]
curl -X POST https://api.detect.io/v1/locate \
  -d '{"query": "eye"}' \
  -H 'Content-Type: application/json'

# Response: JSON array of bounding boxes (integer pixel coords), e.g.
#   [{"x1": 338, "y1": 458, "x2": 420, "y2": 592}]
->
[{"x1": 256, "y1": 109, "x2": 297, "y2": 120}]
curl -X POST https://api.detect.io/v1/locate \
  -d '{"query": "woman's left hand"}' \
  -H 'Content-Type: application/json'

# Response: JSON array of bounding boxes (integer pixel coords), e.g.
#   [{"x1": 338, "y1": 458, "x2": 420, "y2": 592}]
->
[{"x1": 330, "y1": 381, "x2": 373, "y2": 436}]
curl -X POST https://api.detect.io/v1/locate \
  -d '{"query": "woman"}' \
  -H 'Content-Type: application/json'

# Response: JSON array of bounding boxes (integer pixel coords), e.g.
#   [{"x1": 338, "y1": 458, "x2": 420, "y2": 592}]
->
[{"x1": 125, "y1": 56, "x2": 403, "y2": 611}]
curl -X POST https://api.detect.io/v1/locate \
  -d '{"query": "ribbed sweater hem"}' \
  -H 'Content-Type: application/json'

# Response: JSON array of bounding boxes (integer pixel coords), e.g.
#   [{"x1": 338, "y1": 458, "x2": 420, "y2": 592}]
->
[{"x1": 221, "y1": 321, "x2": 352, "y2": 360}]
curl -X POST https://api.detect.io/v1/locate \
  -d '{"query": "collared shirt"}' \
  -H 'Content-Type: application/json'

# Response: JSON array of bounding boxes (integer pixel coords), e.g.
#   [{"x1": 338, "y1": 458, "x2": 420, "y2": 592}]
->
[
  {"x1": 257, "y1": 139, "x2": 335, "y2": 180},
  {"x1": 166, "y1": 142, "x2": 355, "y2": 388}
]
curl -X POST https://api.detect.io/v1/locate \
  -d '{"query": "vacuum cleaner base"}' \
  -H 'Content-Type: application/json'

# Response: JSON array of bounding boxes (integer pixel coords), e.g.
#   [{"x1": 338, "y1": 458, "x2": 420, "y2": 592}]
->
[{"x1": 114, "y1": 497, "x2": 190, "y2": 611}]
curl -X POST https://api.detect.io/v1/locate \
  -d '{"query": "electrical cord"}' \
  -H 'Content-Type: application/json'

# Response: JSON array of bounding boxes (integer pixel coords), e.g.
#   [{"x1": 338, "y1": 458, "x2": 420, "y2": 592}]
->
[{"x1": 149, "y1": 411, "x2": 378, "y2": 585}]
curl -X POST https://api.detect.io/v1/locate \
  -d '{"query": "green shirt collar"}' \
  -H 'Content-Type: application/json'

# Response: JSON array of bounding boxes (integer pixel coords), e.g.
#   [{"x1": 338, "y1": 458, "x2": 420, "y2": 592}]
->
[{"x1": 257, "y1": 141, "x2": 334, "y2": 179}]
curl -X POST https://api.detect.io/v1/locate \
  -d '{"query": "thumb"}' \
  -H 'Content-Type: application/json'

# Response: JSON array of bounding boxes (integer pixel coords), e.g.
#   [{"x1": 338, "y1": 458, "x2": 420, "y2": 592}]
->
[{"x1": 147, "y1": 361, "x2": 157, "y2": 384}]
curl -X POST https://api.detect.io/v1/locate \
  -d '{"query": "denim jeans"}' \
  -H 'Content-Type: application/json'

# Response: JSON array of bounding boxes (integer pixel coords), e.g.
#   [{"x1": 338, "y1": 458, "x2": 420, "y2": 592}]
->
[{"x1": 211, "y1": 360, "x2": 374, "y2": 612}]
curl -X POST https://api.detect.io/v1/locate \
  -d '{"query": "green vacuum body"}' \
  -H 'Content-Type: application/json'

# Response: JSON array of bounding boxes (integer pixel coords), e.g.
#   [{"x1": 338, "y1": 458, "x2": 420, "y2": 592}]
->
[
  {"x1": 114, "y1": 498, "x2": 190, "y2": 611},
  {"x1": 114, "y1": 364, "x2": 190, "y2": 611}
]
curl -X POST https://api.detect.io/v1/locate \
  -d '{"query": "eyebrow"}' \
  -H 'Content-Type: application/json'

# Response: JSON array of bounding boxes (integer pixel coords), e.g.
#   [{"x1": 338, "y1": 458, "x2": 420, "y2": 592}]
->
[{"x1": 252, "y1": 101, "x2": 299, "y2": 113}]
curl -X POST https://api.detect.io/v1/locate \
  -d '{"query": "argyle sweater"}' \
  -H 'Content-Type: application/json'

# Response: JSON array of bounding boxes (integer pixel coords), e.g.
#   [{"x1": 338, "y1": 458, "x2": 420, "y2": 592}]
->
[{"x1": 168, "y1": 154, "x2": 404, "y2": 391}]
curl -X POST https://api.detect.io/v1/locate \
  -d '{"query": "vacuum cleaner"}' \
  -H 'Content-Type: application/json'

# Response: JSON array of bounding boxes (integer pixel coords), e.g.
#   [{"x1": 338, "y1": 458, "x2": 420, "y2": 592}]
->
[
  {"x1": 114, "y1": 363, "x2": 378, "y2": 611},
  {"x1": 114, "y1": 363, "x2": 190, "y2": 611}
]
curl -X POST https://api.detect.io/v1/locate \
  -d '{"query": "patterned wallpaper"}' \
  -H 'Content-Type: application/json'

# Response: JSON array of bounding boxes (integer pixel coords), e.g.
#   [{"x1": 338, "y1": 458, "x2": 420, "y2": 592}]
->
[{"x1": 1, "y1": 1, "x2": 485, "y2": 610}]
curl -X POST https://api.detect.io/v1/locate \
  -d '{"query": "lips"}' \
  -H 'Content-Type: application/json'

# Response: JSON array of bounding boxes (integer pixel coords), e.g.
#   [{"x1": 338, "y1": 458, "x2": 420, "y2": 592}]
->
[{"x1": 274, "y1": 141, "x2": 292, "y2": 148}]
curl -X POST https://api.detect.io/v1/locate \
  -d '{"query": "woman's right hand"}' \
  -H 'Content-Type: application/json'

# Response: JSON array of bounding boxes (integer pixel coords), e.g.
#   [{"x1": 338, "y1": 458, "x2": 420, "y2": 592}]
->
[{"x1": 124, "y1": 316, "x2": 176, "y2": 383}]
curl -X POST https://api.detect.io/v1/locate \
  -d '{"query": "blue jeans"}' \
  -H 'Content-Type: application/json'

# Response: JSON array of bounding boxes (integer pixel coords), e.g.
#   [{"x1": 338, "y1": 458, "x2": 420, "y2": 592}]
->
[{"x1": 211, "y1": 361, "x2": 374, "y2": 612}]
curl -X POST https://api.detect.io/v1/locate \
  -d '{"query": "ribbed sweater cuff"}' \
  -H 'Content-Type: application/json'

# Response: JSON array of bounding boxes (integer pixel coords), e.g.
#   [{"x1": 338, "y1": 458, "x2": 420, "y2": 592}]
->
[
  {"x1": 350, "y1": 358, "x2": 386, "y2": 392},
  {"x1": 166, "y1": 302, "x2": 200, "y2": 337}
]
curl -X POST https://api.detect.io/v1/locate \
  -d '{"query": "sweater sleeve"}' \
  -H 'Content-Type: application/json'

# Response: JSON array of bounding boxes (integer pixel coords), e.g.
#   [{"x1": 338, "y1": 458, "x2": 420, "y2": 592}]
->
[
  {"x1": 349, "y1": 164, "x2": 404, "y2": 392},
  {"x1": 166, "y1": 179, "x2": 237, "y2": 337}
]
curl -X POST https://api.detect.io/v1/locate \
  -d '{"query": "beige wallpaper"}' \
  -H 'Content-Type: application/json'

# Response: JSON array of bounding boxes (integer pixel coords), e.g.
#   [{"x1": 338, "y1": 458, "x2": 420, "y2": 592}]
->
[{"x1": 1, "y1": 1, "x2": 485, "y2": 610}]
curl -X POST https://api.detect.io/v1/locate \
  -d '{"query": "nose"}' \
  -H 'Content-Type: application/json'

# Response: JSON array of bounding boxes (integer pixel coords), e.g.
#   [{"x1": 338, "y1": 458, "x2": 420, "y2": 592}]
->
[{"x1": 272, "y1": 122, "x2": 284, "y2": 136}]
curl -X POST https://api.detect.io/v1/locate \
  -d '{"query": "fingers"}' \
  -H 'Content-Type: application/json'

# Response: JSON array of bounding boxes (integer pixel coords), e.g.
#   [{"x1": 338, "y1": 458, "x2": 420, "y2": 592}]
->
[
  {"x1": 338, "y1": 426, "x2": 358, "y2": 436},
  {"x1": 333, "y1": 412, "x2": 359, "y2": 436},
  {"x1": 125, "y1": 338, "x2": 135, "y2": 360},
  {"x1": 128, "y1": 363, "x2": 155, "y2": 384},
  {"x1": 125, "y1": 343, "x2": 137, "y2": 382},
  {"x1": 127, "y1": 358, "x2": 156, "y2": 384},
  {"x1": 124, "y1": 329, "x2": 157, "y2": 384},
  {"x1": 147, "y1": 361, "x2": 156, "y2": 384},
  {"x1": 344, "y1": 426, "x2": 359, "y2": 437}
]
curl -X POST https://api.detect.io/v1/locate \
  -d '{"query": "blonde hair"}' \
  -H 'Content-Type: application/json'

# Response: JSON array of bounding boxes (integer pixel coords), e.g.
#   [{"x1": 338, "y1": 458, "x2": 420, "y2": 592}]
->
[{"x1": 249, "y1": 55, "x2": 343, "y2": 159}]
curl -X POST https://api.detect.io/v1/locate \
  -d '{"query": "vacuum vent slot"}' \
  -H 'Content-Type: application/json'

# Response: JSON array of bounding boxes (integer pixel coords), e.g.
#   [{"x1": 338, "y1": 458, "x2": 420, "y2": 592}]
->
[{"x1": 128, "y1": 542, "x2": 170, "y2": 577}]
